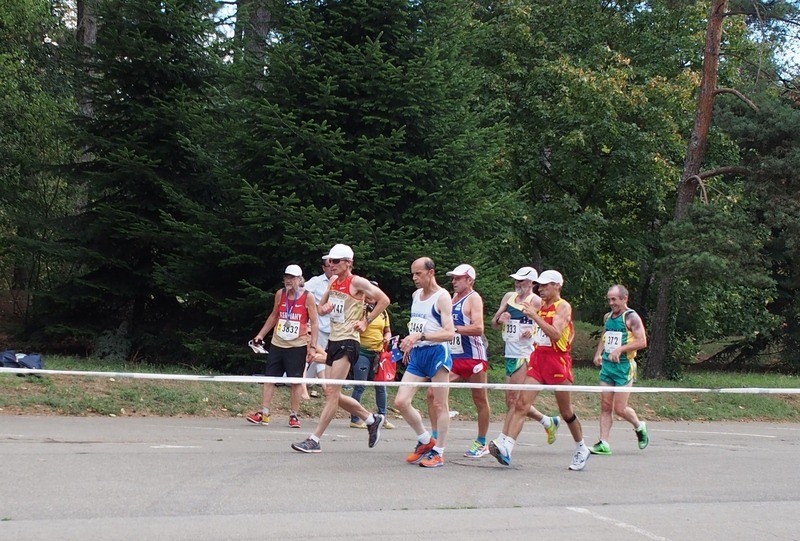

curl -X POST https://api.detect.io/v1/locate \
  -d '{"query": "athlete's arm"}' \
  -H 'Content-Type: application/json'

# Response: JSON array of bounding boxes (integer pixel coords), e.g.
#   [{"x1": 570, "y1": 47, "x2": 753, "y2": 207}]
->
[
  {"x1": 351, "y1": 277, "x2": 390, "y2": 333},
  {"x1": 531, "y1": 299, "x2": 572, "y2": 343},
  {"x1": 457, "y1": 294, "x2": 485, "y2": 336},
  {"x1": 593, "y1": 312, "x2": 611, "y2": 367},
  {"x1": 255, "y1": 290, "x2": 283, "y2": 342},
  {"x1": 427, "y1": 293, "x2": 456, "y2": 342},
  {"x1": 306, "y1": 293, "x2": 320, "y2": 361},
  {"x1": 609, "y1": 311, "x2": 647, "y2": 362},
  {"x1": 317, "y1": 275, "x2": 338, "y2": 315},
  {"x1": 382, "y1": 313, "x2": 392, "y2": 347},
  {"x1": 491, "y1": 292, "x2": 513, "y2": 329}
]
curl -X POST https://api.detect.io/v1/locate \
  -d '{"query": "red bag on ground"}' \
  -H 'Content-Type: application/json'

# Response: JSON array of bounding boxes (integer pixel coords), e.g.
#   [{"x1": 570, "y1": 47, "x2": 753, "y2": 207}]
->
[{"x1": 375, "y1": 350, "x2": 396, "y2": 382}]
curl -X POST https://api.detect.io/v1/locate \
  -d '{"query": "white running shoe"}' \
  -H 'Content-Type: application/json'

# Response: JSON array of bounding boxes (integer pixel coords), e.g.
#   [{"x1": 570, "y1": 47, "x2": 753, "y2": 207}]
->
[
  {"x1": 569, "y1": 445, "x2": 591, "y2": 471},
  {"x1": 248, "y1": 339, "x2": 268, "y2": 354}
]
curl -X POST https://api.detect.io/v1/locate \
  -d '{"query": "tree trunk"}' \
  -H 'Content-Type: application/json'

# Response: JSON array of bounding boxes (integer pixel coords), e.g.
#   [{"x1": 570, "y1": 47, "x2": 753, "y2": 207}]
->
[
  {"x1": 236, "y1": 0, "x2": 271, "y2": 63},
  {"x1": 76, "y1": 0, "x2": 98, "y2": 118},
  {"x1": 645, "y1": 0, "x2": 728, "y2": 378}
]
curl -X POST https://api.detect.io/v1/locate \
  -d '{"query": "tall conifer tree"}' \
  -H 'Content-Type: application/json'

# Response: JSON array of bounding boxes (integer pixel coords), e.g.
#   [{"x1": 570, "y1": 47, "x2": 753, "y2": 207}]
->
[{"x1": 36, "y1": 0, "x2": 224, "y2": 360}]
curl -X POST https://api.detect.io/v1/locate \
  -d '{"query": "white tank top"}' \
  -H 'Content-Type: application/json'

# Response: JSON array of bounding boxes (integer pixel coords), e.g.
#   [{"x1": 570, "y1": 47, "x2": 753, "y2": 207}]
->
[{"x1": 409, "y1": 287, "x2": 448, "y2": 347}]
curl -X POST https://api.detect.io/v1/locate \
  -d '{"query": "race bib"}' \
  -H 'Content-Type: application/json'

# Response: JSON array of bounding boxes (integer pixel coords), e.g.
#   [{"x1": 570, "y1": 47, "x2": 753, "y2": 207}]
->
[
  {"x1": 604, "y1": 331, "x2": 623, "y2": 353},
  {"x1": 521, "y1": 323, "x2": 535, "y2": 340},
  {"x1": 449, "y1": 333, "x2": 464, "y2": 354},
  {"x1": 276, "y1": 319, "x2": 300, "y2": 341},
  {"x1": 502, "y1": 321, "x2": 521, "y2": 342},
  {"x1": 329, "y1": 296, "x2": 345, "y2": 323},
  {"x1": 408, "y1": 316, "x2": 426, "y2": 335},
  {"x1": 533, "y1": 326, "x2": 551, "y2": 347}
]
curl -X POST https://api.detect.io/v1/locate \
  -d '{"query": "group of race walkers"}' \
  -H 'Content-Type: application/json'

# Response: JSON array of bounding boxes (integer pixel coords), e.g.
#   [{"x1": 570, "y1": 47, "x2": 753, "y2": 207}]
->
[{"x1": 249, "y1": 243, "x2": 650, "y2": 470}]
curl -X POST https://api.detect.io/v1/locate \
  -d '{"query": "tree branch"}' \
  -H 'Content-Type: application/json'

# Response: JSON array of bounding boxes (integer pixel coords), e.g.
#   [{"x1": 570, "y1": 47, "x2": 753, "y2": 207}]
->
[
  {"x1": 714, "y1": 87, "x2": 760, "y2": 112},
  {"x1": 696, "y1": 165, "x2": 751, "y2": 179},
  {"x1": 724, "y1": 10, "x2": 800, "y2": 27},
  {"x1": 688, "y1": 166, "x2": 751, "y2": 204}
]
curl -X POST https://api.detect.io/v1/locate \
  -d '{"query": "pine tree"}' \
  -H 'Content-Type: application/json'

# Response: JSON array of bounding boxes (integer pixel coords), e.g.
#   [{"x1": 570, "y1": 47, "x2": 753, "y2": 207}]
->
[
  {"x1": 34, "y1": 0, "x2": 225, "y2": 360},
  {"x1": 203, "y1": 0, "x2": 510, "y2": 365}
]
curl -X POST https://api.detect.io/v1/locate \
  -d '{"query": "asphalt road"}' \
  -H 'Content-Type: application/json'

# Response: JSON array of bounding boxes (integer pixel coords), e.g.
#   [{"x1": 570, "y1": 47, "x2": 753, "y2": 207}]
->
[{"x1": 1, "y1": 415, "x2": 799, "y2": 540}]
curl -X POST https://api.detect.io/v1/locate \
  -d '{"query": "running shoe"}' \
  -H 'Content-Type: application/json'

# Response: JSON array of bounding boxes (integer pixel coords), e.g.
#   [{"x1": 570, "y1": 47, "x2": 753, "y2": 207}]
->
[
  {"x1": 589, "y1": 440, "x2": 612, "y2": 455},
  {"x1": 246, "y1": 411, "x2": 269, "y2": 425},
  {"x1": 419, "y1": 449, "x2": 444, "y2": 468},
  {"x1": 488, "y1": 439, "x2": 512, "y2": 466},
  {"x1": 569, "y1": 445, "x2": 591, "y2": 471},
  {"x1": 636, "y1": 422, "x2": 649, "y2": 449},
  {"x1": 545, "y1": 416, "x2": 560, "y2": 445},
  {"x1": 367, "y1": 413, "x2": 385, "y2": 448},
  {"x1": 288, "y1": 414, "x2": 301, "y2": 429},
  {"x1": 406, "y1": 438, "x2": 437, "y2": 464},
  {"x1": 464, "y1": 440, "x2": 489, "y2": 458},
  {"x1": 248, "y1": 339, "x2": 268, "y2": 354},
  {"x1": 291, "y1": 438, "x2": 321, "y2": 453},
  {"x1": 350, "y1": 420, "x2": 367, "y2": 429}
]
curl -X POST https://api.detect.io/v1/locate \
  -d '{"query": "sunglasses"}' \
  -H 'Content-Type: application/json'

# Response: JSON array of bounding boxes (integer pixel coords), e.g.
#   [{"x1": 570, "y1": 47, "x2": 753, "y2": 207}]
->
[{"x1": 328, "y1": 258, "x2": 350, "y2": 264}]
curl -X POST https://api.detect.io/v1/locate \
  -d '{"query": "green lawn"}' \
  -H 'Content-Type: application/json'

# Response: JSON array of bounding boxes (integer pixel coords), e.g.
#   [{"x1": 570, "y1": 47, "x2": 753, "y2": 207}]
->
[{"x1": 2, "y1": 356, "x2": 798, "y2": 422}]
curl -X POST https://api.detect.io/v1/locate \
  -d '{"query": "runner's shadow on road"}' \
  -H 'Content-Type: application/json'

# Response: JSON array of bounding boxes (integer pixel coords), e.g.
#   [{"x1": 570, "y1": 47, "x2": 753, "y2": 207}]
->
[{"x1": 447, "y1": 458, "x2": 523, "y2": 470}]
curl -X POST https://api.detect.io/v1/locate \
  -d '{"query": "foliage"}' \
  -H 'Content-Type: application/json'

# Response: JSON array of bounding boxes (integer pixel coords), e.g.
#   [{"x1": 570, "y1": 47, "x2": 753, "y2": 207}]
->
[
  {"x1": 31, "y1": 0, "x2": 226, "y2": 361},
  {"x1": 471, "y1": 0, "x2": 710, "y2": 322},
  {"x1": 0, "y1": 0, "x2": 77, "y2": 325},
  {"x1": 660, "y1": 202, "x2": 777, "y2": 339},
  {"x1": 714, "y1": 86, "x2": 800, "y2": 370},
  {"x1": 1, "y1": 0, "x2": 799, "y2": 376},
  {"x1": 181, "y1": 0, "x2": 513, "y2": 368}
]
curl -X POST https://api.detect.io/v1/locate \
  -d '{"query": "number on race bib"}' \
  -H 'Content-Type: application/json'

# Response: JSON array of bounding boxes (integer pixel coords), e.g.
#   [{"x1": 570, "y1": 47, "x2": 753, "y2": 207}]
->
[
  {"x1": 449, "y1": 333, "x2": 464, "y2": 354},
  {"x1": 329, "y1": 297, "x2": 345, "y2": 323},
  {"x1": 604, "y1": 331, "x2": 623, "y2": 353},
  {"x1": 408, "y1": 316, "x2": 426, "y2": 335},
  {"x1": 502, "y1": 321, "x2": 521, "y2": 342},
  {"x1": 277, "y1": 319, "x2": 301, "y2": 341},
  {"x1": 533, "y1": 326, "x2": 551, "y2": 347}
]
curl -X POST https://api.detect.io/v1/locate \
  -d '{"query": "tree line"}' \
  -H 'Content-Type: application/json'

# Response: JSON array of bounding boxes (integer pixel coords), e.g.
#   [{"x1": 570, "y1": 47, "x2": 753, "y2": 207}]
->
[{"x1": 1, "y1": 0, "x2": 798, "y2": 376}]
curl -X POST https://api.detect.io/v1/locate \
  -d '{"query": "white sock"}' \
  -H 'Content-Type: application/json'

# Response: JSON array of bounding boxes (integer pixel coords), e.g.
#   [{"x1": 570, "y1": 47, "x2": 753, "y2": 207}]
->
[
  {"x1": 262, "y1": 407, "x2": 270, "y2": 415},
  {"x1": 432, "y1": 445, "x2": 444, "y2": 456},
  {"x1": 310, "y1": 434, "x2": 320, "y2": 443},
  {"x1": 366, "y1": 413, "x2": 375, "y2": 425},
  {"x1": 505, "y1": 436, "x2": 516, "y2": 453},
  {"x1": 540, "y1": 416, "x2": 551, "y2": 429},
  {"x1": 418, "y1": 431, "x2": 431, "y2": 444},
  {"x1": 576, "y1": 440, "x2": 586, "y2": 450}
]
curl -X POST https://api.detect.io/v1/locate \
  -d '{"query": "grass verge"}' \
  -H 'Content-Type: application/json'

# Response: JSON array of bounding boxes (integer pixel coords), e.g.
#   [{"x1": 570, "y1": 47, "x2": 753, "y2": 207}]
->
[{"x1": 1, "y1": 356, "x2": 799, "y2": 423}]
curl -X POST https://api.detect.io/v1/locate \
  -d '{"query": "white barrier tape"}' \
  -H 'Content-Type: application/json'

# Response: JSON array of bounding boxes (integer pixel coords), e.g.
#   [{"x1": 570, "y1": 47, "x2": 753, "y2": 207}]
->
[{"x1": 2, "y1": 367, "x2": 800, "y2": 394}]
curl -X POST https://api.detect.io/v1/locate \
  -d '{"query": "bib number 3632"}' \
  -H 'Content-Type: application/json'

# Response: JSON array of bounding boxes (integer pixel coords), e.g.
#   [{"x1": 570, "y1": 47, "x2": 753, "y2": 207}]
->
[{"x1": 277, "y1": 319, "x2": 300, "y2": 341}]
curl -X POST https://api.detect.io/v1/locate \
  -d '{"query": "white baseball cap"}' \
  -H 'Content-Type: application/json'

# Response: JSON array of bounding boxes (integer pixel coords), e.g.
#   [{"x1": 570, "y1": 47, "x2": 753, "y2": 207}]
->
[
  {"x1": 322, "y1": 243, "x2": 354, "y2": 260},
  {"x1": 446, "y1": 264, "x2": 476, "y2": 280},
  {"x1": 534, "y1": 270, "x2": 564, "y2": 286},
  {"x1": 509, "y1": 266, "x2": 538, "y2": 281},
  {"x1": 284, "y1": 264, "x2": 303, "y2": 277}
]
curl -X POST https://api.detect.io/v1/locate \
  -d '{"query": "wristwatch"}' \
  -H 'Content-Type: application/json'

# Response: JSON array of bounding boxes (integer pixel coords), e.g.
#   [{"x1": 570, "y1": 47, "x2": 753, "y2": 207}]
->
[{"x1": 420, "y1": 333, "x2": 427, "y2": 342}]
